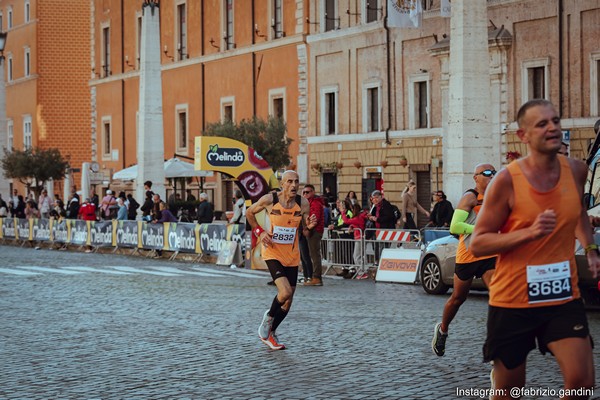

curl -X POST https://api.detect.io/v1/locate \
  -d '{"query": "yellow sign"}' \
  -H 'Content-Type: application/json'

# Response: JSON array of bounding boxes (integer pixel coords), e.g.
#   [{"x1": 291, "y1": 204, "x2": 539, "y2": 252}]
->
[{"x1": 195, "y1": 136, "x2": 277, "y2": 203}]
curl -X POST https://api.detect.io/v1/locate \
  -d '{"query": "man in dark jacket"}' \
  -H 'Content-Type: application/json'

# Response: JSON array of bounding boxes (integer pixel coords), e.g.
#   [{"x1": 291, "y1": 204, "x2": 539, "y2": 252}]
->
[
  {"x1": 300, "y1": 184, "x2": 325, "y2": 286},
  {"x1": 196, "y1": 192, "x2": 214, "y2": 224},
  {"x1": 368, "y1": 190, "x2": 396, "y2": 229},
  {"x1": 428, "y1": 191, "x2": 454, "y2": 228}
]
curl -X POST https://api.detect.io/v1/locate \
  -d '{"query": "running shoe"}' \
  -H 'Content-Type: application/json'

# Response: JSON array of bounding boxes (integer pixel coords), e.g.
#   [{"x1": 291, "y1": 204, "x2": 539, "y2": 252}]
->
[
  {"x1": 261, "y1": 331, "x2": 286, "y2": 350},
  {"x1": 432, "y1": 322, "x2": 448, "y2": 356},
  {"x1": 257, "y1": 310, "x2": 273, "y2": 340}
]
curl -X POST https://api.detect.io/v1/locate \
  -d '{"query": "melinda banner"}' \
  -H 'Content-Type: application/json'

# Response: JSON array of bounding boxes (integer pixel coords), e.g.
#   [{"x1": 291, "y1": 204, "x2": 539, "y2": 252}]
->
[
  {"x1": 2, "y1": 219, "x2": 249, "y2": 261},
  {"x1": 194, "y1": 137, "x2": 278, "y2": 203},
  {"x1": 165, "y1": 222, "x2": 197, "y2": 253},
  {"x1": 89, "y1": 221, "x2": 114, "y2": 247},
  {"x1": 115, "y1": 220, "x2": 139, "y2": 248}
]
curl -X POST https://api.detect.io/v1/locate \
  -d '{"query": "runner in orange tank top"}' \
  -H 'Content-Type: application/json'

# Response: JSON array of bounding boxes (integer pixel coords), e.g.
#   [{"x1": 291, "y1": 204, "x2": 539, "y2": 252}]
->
[
  {"x1": 471, "y1": 100, "x2": 599, "y2": 399},
  {"x1": 246, "y1": 170, "x2": 317, "y2": 350},
  {"x1": 432, "y1": 163, "x2": 497, "y2": 357}
]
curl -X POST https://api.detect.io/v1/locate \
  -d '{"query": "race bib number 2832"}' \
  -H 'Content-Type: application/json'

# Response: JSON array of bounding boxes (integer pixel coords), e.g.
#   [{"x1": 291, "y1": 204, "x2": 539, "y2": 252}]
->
[
  {"x1": 526, "y1": 261, "x2": 572, "y2": 304},
  {"x1": 271, "y1": 226, "x2": 296, "y2": 245}
]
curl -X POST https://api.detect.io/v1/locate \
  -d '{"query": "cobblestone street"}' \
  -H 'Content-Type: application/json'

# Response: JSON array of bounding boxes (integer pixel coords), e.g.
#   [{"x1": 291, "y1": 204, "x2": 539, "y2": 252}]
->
[{"x1": 0, "y1": 245, "x2": 599, "y2": 399}]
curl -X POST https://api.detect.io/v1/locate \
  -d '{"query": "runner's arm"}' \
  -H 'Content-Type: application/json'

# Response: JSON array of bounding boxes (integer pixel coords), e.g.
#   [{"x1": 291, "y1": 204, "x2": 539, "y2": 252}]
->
[
  {"x1": 246, "y1": 193, "x2": 273, "y2": 231},
  {"x1": 449, "y1": 191, "x2": 477, "y2": 235}
]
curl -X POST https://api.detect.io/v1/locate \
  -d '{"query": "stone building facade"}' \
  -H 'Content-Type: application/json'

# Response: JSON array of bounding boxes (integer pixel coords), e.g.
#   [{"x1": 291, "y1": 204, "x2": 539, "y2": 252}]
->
[
  {"x1": 0, "y1": 0, "x2": 90, "y2": 195},
  {"x1": 306, "y1": 0, "x2": 600, "y2": 223}
]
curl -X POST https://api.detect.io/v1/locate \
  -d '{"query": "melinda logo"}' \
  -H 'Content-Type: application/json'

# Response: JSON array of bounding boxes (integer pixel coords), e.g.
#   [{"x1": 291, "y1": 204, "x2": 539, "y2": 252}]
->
[{"x1": 206, "y1": 144, "x2": 245, "y2": 167}]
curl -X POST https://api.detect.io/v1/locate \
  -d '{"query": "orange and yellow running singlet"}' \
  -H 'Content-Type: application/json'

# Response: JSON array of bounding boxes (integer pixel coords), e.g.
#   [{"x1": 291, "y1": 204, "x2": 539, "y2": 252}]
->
[{"x1": 262, "y1": 195, "x2": 303, "y2": 267}]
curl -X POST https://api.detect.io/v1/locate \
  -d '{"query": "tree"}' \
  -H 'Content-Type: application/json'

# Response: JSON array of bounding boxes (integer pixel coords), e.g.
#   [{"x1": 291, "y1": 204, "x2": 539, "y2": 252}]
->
[
  {"x1": 1, "y1": 147, "x2": 70, "y2": 196},
  {"x1": 203, "y1": 116, "x2": 292, "y2": 171}
]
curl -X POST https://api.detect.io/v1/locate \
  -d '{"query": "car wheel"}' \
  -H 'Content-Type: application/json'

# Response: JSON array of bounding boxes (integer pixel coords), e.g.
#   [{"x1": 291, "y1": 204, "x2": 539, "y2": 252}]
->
[{"x1": 421, "y1": 256, "x2": 449, "y2": 294}]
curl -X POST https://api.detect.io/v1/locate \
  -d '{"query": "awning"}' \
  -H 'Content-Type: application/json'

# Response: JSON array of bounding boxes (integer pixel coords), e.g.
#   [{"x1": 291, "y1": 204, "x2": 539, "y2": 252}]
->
[{"x1": 112, "y1": 157, "x2": 214, "y2": 181}]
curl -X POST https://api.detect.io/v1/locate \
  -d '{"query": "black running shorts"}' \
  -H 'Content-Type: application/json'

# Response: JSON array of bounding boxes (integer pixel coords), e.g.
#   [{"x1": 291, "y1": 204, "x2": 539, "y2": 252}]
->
[
  {"x1": 266, "y1": 259, "x2": 298, "y2": 287},
  {"x1": 483, "y1": 298, "x2": 592, "y2": 369},
  {"x1": 455, "y1": 257, "x2": 496, "y2": 281}
]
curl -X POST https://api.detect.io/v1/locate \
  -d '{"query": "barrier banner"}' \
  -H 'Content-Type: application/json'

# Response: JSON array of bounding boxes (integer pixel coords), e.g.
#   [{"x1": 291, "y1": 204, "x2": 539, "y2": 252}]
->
[
  {"x1": 139, "y1": 222, "x2": 165, "y2": 250},
  {"x1": 32, "y1": 218, "x2": 51, "y2": 241},
  {"x1": 166, "y1": 222, "x2": 197, "y2": 253},
  {"x1": 51, "y1": 219, "x2": 68, "y2": 243},
  {"x1": 375, "y1": 248, "x2": 423, "y2": 284},
  {"x1": 68, "y1": 220, "x2": 89, "y2": 245},
  {"x1": 199, "y1": 223, "x2": 228, "y2": 255},
  {"x1": 2, "y1": 217, "x2": 16, "y2": 239},
  {"x1": 227, "y1": 224, "x2": 246, "y2": 257},
  {"x1": 17, "y1": 218, "x2": 32, "y2": 241},
  {"x1": 89, "y1": 220, "x2": 114, "y2": 247},
  {"x1": 115, "y1": 220, "x2": 139, "y2": 248}
]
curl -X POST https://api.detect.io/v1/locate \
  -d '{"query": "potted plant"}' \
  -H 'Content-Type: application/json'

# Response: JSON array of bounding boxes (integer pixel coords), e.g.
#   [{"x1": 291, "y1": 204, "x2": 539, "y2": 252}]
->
[
  {"x1": 353, "y1": 161, "x2": 362, "y2": 169},
  {"x1": 380, "y1": 160, "x2": 389, "y2": 168},
  {"x1": 336, "y1": 162, "x2": 344, "y2": 170},
  {"x1": 399, "y1": 155, "x2": 408, "y2": 167}
]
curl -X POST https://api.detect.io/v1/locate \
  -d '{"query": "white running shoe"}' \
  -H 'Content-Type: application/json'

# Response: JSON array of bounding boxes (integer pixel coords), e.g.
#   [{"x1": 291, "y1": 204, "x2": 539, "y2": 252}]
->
[{"x1": 257, "y1": 309, "x2": 273, "y2": 340}]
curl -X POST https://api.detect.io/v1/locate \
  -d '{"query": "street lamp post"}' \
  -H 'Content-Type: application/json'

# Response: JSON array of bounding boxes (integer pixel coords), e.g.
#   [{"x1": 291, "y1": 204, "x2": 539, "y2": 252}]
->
[{"x1": 0, "y1": 31, "x2": 9, "y2": 198}]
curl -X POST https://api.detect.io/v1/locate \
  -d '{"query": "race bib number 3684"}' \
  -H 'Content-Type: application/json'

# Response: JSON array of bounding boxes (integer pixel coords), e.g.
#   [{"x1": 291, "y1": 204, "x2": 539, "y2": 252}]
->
[{"x1": 527, "y1": 261, "x2": 572, "y2": 304}]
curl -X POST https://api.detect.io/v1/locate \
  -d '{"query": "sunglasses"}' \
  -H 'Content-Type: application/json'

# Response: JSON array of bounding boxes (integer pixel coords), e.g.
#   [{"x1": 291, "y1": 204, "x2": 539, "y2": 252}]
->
[
  {"x1": 302, "y1": 190, "x2": 312, "y2": 194},
  {"x1": 476, "y1": 169, "x2": 497, "y2": 177}
]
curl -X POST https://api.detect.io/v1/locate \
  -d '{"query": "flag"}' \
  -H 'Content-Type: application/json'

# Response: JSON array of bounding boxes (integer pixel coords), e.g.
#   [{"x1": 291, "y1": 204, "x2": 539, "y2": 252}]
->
[
  {"x1": 387, "y1": 0, "x2": 422, "y2": 28},
  {"x1": 440, "y1": 0, "x2": 451, "y2": 17}
]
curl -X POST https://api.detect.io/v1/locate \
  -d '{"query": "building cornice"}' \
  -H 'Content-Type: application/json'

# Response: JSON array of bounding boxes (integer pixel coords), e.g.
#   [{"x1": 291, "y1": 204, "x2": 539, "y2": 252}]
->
[{"x1": 307, "y1": 128, "x2": 442, "y2": 145}]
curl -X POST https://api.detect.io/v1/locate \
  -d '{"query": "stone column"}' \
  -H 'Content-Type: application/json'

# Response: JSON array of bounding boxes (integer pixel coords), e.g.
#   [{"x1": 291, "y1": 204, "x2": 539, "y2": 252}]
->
[
  {"x1": 0, "y1": 59, "x2": 8, "y2": 197},
  {"x1": 136, "y1": 1, "x2": 166, "y2": 202},
  {"x1": 444, "y1": 0, "x2": 500, "y2": 204}
]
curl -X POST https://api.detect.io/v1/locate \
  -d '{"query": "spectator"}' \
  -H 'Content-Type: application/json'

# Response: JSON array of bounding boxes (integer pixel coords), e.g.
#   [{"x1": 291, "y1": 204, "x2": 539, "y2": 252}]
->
[
  {"x1": 186, "y1": 189, "x2": 196, "y2": 202},
  {"x1": 341, "y1": 203, "x2": 369, "y2": 269},
  {"x1": 12, "y1": 188, "x2": 19, "y2": 208},
  {"x1": 91, "y1": 191, "x2": 100, "y2": 210},
  {"x1": 24, "y1": 200, "x2": 40, "y2": 220},
  {"x1": 0, "y1": 194, "x2": 8, "y2": 217},
  {"x1": 140, "y1": 190, "x2": 154, "y2": 221},
  {"x1": 346, "y1": 190, "x2": 358, "y2": 206},
  {"x1": 100, "y1": 190, "x2": 117, "y2": 220},
  {"x1": 229, "y1": 190, "x2": 246, "y2": 225},
  {"x1": 323, "y1": 201, "x2": 331, "y2": 227},
  {"x1": 49, "y1": 199, "x2": 66, "y2": 220},
  {"x1": 144, "y1": 180, "x2": 153, "y2": 192},
  {"x1": 78, "y1": 198, "x2": 97, "y2": 221},
  {"x1": 301, "y1": 184, "x2": 325, "y2": 286},
  {"x1": 38, "y1": 189, "x2": 52, "y2": 219},
  {"x1": 323, "y1": 186, "x2": 336, "y2": 205},
  {"x1": 67, "y1": 187, "x2": 80, "y2": 219},
  {"x1": 368, "y1": 190, "x2": 396, "y2": 229},
  {"x1": 126, "y1": 194, "x2": 139, "y2": 220},
  {"x1": 401, "y1": 181, "x2": 429, "y2": 229},
  {"x1": 151, "y1": 193, "x2": 162, "y2": 222},
  {"x1": 428, "y1": 190, "x2": 454, "y2": 228},
  {"x1": 116, "y1": 197, "x2": 128, "y2": 220},
  {"x1": 153, "y1": 201, "x2": 177, "y2": 223},
  {"x1": 197, "y1": 192, "x2": 214, "y2": 224}
]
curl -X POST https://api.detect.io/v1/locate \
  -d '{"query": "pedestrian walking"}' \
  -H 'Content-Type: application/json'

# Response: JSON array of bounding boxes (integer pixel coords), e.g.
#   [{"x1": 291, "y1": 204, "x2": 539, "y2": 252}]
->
[{"x1": 401, "y1": 181, "x2": 429, "y2": 229}]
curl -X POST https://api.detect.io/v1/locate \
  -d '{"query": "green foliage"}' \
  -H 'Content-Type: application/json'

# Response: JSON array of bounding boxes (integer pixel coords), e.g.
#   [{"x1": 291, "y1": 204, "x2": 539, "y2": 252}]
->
[
  {"x1": 203, "y1": 116, "x2": 292, "y2": 171},
  {"x1": 1, "y1": 147, "x2": 70, "y2": 195}
]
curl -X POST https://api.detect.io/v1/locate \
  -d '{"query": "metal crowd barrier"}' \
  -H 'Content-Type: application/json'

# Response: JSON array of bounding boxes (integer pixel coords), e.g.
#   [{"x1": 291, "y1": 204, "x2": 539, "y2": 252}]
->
[{"x1": 319, "y1": 228, "x2": 422, "y2": 279}]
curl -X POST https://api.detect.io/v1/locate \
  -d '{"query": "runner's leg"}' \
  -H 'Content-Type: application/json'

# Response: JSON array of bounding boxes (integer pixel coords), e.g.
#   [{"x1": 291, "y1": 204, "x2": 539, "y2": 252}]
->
[
  {"x1": 489, "y1": 359, "x2": 526, "y2": 400},
  {"x1": 440, "y1": 274, "x2": 473, "y2": 332},
  {"x1": 547, "y1": 337, "x2": 594, "y2": 396}
]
